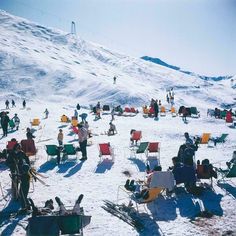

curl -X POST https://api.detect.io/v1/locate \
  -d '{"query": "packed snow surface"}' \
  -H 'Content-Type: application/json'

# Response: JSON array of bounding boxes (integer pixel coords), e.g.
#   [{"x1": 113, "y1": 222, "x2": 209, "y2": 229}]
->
[{"x1": 0, "y1": 10, "x2": 236, "y2": 236}]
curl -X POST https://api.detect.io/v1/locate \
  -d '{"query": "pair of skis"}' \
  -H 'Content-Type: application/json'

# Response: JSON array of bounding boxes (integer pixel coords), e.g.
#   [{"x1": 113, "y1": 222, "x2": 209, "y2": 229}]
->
[
  {"x1": 30, "y1": 169, "x2": 49, "y2": 186},
  {"x1": 101, "y1": 200, "x2": 144, "y2": 232}
]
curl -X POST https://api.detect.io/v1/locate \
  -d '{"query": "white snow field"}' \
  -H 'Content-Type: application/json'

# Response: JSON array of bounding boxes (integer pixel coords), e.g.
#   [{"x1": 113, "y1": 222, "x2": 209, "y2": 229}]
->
[{"x1": 0, "y1": 10, "x2": 236, "y2": 236}]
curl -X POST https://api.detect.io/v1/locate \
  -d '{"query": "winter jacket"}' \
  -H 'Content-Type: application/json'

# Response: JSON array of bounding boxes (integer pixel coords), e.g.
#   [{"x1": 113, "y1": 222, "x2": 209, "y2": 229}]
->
[{"x1": 78, "y1": 127, "x2": 88, "y2": 143}]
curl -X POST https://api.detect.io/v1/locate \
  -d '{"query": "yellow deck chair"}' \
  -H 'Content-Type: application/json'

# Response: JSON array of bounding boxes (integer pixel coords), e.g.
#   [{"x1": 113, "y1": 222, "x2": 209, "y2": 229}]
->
[
  {"x1": 61, "y1": 115, "x2": 69, "y2": 123},
  {"x1": 71, "y1": 119, "x2": 78, "y2": 127},
  {"x1": 160, "y1": 106, "x2": 166, "y2": 116},
  {"x1": 31, "y1": 118, "x2": 40, "y2": 126},
  {"x1": 200, "y1": 133, "x2": 211, "y2": 144},
  {"x1": 137, "y1": 187, "x2": 163, "y2": 204},
  {"x1": 142, "y1": 107, "x2": 149, "y2": 115},
  {"x1": 171, "y1": 107, "x2": 177, "y2": 117}
]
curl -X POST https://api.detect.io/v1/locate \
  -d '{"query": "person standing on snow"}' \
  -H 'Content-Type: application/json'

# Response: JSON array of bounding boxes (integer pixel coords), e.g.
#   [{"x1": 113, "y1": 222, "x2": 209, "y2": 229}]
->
[
  {"x1": 78, "y1": 123, "x2": 88, "y2": 161},
  {"x1": 113, "y1": 76, "x2": 117, "y2": 84},
  {"x1": 5, "y1": 100, "x2": 10, "y2": 109},
  {"x1": 1, "y1": 112, "x2": 10, "y2": 137},
  {"x1": 22, "y1": 100, "x2": 26, "y2": 109},
  {"x1": 13, "y1": 114, "x2": 20, "y2": 130},
  {"x1": 44, "y1": 109, "x2": 49, "y2": 119},
  {"x1": 12, "y1": 100, "x2": 16, "y2": 108}
]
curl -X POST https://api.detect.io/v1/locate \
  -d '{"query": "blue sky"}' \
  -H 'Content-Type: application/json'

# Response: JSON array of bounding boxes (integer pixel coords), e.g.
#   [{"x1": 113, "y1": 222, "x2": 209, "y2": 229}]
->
[{"x1": 0, "y1": 0, "x2": 235, "y2": 76}]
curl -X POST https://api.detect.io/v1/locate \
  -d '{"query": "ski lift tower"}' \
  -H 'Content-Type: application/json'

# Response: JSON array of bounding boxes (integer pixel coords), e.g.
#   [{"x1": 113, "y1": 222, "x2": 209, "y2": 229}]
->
[{"x1": 71, "y1": 21, "x2": 76, "y2": 35}]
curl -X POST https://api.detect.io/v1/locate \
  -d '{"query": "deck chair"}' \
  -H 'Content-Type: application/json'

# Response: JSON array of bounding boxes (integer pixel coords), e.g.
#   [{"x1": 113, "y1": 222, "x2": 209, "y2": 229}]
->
[
  {"x1": 190, "y1": 107, "x2": 200, "y2": 118},
  {"x1": 45, "y1": 145, "x2": 58, "y2": 161},
  {"x1": 6, "y1": 140, "x2": 18, "y2": 151},
  {"x1": 31, "y1": 118, "x2": 40, "y2": 126},
  {"x1": 21, "y1": 139, "x2": 37, "y2": 162},
  {"x1": 196, "y1": 164, "x2": 214, "y2": 186},
  {"x1": 9, "y1": 120, "x2": 15, "y2": 130},
  {"x1": 210, "y1": 133, "x2": 228, "y2": 146},
  {"x1": 160, "y1": 106, "x2": 166, "y2": 116},
  {"x1": 130, "y1": 107, "x2": 136, "y2": 113},
  {"x1": 124, "y1": 107, "x2": 131, "y2": 113},
  {"x1": 171, "y1": 107, "x2": 177, "y2": 117},
  {"x1": 147, "y1": 142, "x2": 160, "y2": 159},
  {"x1": 131, "y1": 142, "x2": 149, "y2": 159},
  {"x1": 71, "y1": 119, "x2": 78, "y2": 127},
  {"x1": 61, "y1": 115, "x2": 70, "y2": 123},
  {"x1": 130, "y1": 131, "x2": 142, "y2": 146},
  {"x1": 98, "y1": 143, "x2": 114, "y2": 162},
  {"x1": 63, "y1": 144, "x2": 78, "y2": 160},
  {"x1": 199, "y1": 133, "x2": 211, "y2": 144},
  {"x1": 142, "y1": 106, "x2": 149, "y2": 115},
  {"x1": 220, "y1": 110, "x2": 227, "y2": 119},
  {"x1": 217, "y1": 164, "x2": 236, "y2": 182}
]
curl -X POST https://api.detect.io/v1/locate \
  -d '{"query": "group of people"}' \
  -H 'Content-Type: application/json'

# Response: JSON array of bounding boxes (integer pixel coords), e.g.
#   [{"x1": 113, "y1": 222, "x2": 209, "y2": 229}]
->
[
  {"x1": 5, "y1": 99, "x2": 26, "y2": 109},
  {"x1": 0, "y1": 112, "x2": 20, "y2": 137}
]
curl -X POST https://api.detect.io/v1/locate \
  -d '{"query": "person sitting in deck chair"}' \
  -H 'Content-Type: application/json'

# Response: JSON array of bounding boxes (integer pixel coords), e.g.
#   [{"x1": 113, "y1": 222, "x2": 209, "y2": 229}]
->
[
  {"x1": 55, "y1": 194, "x2": 84, "y2": 215},
  {"x1": 108, "y1": 122, "x2": 117, "y2": 136}
]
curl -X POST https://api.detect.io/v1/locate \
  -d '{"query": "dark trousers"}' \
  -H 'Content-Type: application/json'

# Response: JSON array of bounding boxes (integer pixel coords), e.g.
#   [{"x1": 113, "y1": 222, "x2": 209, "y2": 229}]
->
[
  {"x1": 2, "y1": 125, "x2": 8, "y2": 136},
  {"x1": 79, "y1": 140, "x2": 87, "y2": 158},
  {"x1": 19, "y1": 180, "x2": 30, "y2": 209}
]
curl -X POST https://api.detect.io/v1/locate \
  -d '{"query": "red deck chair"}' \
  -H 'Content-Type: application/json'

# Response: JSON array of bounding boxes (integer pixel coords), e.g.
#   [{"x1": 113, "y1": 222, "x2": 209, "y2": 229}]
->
[
  {"x1": 130, "y1": 107, "x2": 136, "y2": 113},
  {"x1": 98, "y1": 143, "x2": 114, "y2": 162},
  {"x1": 124, "y1": 107, "x2": 131, "y2": 113},
  {"x1": 7, "y1": 140, "x2": 18, "y2": 151},
  {"x1": 149, "y1": 107, "x2": 155, "y2": 115},
  {"x1": 21, "y1": 139, "x2": 37, "y2": 162},
  {"x1": 148, "y1": 142, "x2": 160, "y2": 159},
  {"x1": 131, "y1": 131, "x2": 142, "y2": 146}
]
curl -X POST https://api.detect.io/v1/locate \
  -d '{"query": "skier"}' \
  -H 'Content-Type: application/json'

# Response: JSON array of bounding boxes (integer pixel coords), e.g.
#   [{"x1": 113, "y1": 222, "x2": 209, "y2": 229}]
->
[
  {"x1": 79, "y1": 113, "x2": 88, "y2": 123},
  {"x1": 113, "y1": 76, "x2": 117, "y2": 84},
  {"x1": 44, "y1": 109, "x2": 49, "y2": 119},
  {"x1": 5, "y1": 100, "x2": 9, "y2": 109},
  {"x1": 22, "y1": 100, "x2": 26, "y2": 109},
  {"x1": 74, "y1": 109, "x2": 78, "y2": 119},
  {"x1": 12, "y1": 99, "x2": 16, "y2": 108},
  {"x1": 1, "y1": 112, "x2": 10, "y2": 137},
  {"x1": 13, "y1": 114, "x2": 20, "y2": 130},
  {"x1": 76, "y1": 103, "x2": 81, "y2": 110},
  {"x1": 153, "y1": 100, "x2": 159, "y2": 119},
  {"x1": 78, "y1": 123, "x2": 88, "y2": 161}
]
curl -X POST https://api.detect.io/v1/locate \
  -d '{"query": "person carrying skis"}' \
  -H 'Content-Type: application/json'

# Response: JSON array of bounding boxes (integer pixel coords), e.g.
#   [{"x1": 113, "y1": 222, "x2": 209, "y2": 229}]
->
[
  {"x1": 13, "y1": 114, "x2": 20, "y2": 130},
  {"x1": 44, "y1": 109, "x2": 49, "y2": 119},
  {"x1": 1, "y1": 112, "x2": 10, "y2": 137},
  {"x1": 12, "y1": 100, "x2": 16, "y2": 108},
  {"x1": 78, "y1": 123, "x2": 88, "y2": 161},
  {"x1": 5, "y1": 100, "x2": 9, "y2": 109},
  {"x1": 6, "y1": 143, "x2": 31, "y2": 210}
]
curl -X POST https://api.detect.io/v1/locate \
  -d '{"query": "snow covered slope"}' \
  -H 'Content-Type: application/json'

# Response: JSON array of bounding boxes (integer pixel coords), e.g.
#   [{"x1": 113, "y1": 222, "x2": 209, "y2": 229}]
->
[{"x1": 0, "y1": 10, "x2": 235, "y2": 109}]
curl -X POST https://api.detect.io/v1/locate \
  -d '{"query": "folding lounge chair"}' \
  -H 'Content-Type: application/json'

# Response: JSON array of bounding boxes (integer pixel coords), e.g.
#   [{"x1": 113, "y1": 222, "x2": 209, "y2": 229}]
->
[
  {"x1": 45, "y1": 145, "x2": 58, "y2": 161},
  {"x1": 130, "y1": 131, "x2": 142, "y2": 146},
  {"x1": 21, "y1": 139, "x2": 37, "y2": 163},
  {"x1": 6, "y1": 140, "x2": 18, "y2": 151},
  {"x1": 132, "y1": 142, "x2": 149, "y2": 159},
  {"x1": 196, "y1": 164, "x2": 214, "y2": 186},
  {"x1": 63, "y1": 144, "x2": 78, "y2": 161},
  {"x1": 160, "y1": 106, "x2": 166, "y2": 116},
  {"x1": 147, "y1": 142, "x2": 160, "y2": 159},
  {"x1": 171, "y1": 107, "x2": 177, "y2": 117},
  {"x1": 9, "y1": 120, "x2": 15, "y2": 130},
  {"x1": 71, "y1": 119, "x2": 78, "y2": 127},
  {"x1": 217, "y1": 164, "x2": 236, "y2": 182},
  {"x1": 61, "y1": 115, "x2": 70, "y2": 123},
  {"x1": 200, "y1": 133, "x2": 211, "y2": 144},
  {"x1": 211, "y1": 133, "x2": 228, "y2": 146},
  {"x1": 31, "y1": 118, "x2": 40, "y2": 126},
  {"x1": 98, "y1": 143, "x2": 114, "y2": 162},
  {"x1": 220, "y1": 110, "x2": 227, "y2": 119},
  {"x1": 190, "y1": 107, "x2": 200, "y2": 118}
]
